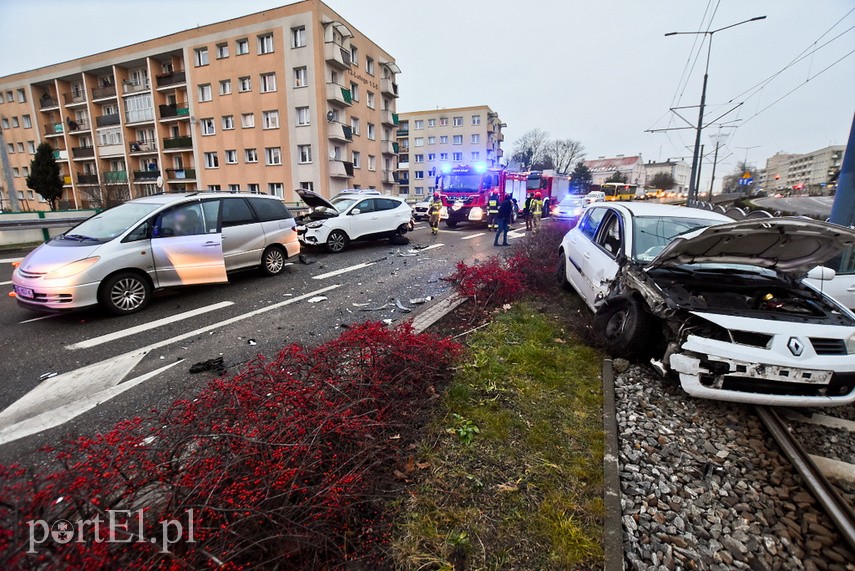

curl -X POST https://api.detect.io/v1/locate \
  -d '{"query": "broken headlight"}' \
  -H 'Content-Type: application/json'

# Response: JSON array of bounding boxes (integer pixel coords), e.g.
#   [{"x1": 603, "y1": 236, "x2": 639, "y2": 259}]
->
[{"x1": 305, "y1": 221, "x2": 325, "y2": 229}]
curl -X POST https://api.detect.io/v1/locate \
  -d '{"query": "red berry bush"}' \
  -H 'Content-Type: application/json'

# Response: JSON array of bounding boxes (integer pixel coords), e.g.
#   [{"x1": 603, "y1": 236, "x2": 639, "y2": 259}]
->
[{"x1": 0, "y1": 322, "x2": 461, "y2": 569}]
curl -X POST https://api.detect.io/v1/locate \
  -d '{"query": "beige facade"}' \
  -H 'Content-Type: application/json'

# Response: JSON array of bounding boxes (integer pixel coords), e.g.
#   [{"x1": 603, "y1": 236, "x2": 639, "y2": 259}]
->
[
  {"x1": 0, "y1": 0, "x2": 399, "y2": 211},
  {"x1": 643, "y1": 159, "x2": 691, "y2": 193},
  {"x1": 395, "y1": 106, "x2": 504, "y2": 197},
  {"x1": 764, "y1": 146, "x2": 844, "y2": 192},
  {"x1": 584, "y1": 155, "x2": 646, "y2": 187}
]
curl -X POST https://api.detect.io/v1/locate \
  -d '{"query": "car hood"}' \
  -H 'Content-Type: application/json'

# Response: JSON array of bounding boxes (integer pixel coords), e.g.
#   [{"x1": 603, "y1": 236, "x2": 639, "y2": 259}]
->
[
  {"x1": 19, "y1": 241, "x2": 104, "y2": 274},
  {"x1": 649, "y1": 218, "x2": 855, "y2": 276},
  {"x1": 296, "y1": 189, "x2": 338, "y2": 212}
]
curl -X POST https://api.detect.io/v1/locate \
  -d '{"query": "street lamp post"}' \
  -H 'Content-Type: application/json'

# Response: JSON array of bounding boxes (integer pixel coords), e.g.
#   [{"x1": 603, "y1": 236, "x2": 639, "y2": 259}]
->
[{"x1": 666, "y1": 15, "x2": 766, "y2": 205}]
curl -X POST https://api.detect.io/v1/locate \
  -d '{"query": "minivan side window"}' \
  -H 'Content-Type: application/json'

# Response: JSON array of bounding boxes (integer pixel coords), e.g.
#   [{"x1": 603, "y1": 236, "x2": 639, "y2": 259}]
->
[
  {"x1": 201, "y1": 199, "x2": 221, "y2": 233},
  {"x1": 247, "y1": 197, "x2": 292, "y2": 222},
  {"x1": 221, "y1": 198, "x2": 255, "y2": 227},
  {"x1": 155, "y1": 203, "x2": 206, "y2": 237}
]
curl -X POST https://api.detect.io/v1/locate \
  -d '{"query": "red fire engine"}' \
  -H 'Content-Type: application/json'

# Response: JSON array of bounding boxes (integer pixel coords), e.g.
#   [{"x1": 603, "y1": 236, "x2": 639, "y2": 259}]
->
[
  {"x1": 435, "y1": 164, "x2": 507, "y2": 228},
  {"x1": 503, "y1": 170, "x2": 573, "y2": 216}
]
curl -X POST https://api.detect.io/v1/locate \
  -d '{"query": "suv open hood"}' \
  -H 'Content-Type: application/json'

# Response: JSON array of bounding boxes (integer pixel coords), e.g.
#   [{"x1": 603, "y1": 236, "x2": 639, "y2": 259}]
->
[
  {"x1": 296, "y1": 189, "x2": 337, "y2": 211},
  {"x1": 649, "y1": 218, "x2": 855, "y2": 276}
]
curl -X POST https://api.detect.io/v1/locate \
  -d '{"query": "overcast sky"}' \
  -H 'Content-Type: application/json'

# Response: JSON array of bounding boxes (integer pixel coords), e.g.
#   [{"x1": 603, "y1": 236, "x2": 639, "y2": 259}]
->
[{"x1": 1, "y1": 0, "x2": 852, "y2": 191}]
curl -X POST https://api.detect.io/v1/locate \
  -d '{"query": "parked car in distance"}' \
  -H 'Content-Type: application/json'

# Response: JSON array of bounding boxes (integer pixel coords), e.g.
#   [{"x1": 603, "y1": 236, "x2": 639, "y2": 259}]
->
[
  {"x1": 552, "y1": 195, "x2": 587, "y2": 224},
  {"x1": 585, "y1": 191, "x2": 606, "y2": 204},
  {"x1": 296, "y1": 189, "x2": 412, "y2": 253},
  {"x1": 413, "y1": 199, "x2": 430, "y2": 221},
  {"x1": 557, "y1": 202, "x2": 855, "y2": 407},
  {"x1": 12, "y1": 193, "x2": 300, "y2": 315}
]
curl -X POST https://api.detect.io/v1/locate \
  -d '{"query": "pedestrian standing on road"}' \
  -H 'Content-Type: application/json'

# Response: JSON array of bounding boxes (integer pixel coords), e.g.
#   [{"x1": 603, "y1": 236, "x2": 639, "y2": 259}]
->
[
  {"x1": 523, "y1": 193, "x2": 533, "y2": 231},
  {"x1": 531, "y1": 192, "x2": 544, "y2": 234},
  {"x1": 493, "y1": 194, "x2": 513, "y2": 247},
  {"x1": 487, "y1": 191, "x2": 499, "y2": 230},
  {"x1": 428, "y1": 192, "x2": 443, "y2": 236}
]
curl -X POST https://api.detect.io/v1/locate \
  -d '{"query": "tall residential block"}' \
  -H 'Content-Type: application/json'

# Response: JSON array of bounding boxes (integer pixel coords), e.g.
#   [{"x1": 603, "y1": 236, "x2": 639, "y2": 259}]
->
[
  {"x1": 395, "y1": 106, "x2": 505, "y2": 197},
  {"x1": 0, "y1": 0, "x2": 400, "y2": 211}
]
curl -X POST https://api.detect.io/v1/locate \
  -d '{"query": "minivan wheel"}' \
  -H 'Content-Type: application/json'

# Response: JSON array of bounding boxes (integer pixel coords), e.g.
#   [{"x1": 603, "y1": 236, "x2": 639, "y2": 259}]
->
[
  {"x1": 261, "y1": 245, "x2": 287, "y2": 276},
  {"x1": 326, "y1": 230, "x2": 348, "y2": 253},
  {"x1": 100, "y1": 272, "x2": 151, "y2": 315}
]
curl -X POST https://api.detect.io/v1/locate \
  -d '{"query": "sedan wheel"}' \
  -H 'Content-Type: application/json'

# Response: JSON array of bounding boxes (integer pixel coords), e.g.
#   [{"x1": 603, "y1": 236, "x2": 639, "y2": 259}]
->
[
  {"x1": 593, "y1": 296, "x2": 654, "y2": 359},
  {"x1": 326, "y1": 230, "x2": 348, "y2": 253},
  {"x1": 101, "y1": 272, "x2": 151, "y2": 315},
  {"x1": 556, "y1": 252, "x2": 572, "y2": 291}
]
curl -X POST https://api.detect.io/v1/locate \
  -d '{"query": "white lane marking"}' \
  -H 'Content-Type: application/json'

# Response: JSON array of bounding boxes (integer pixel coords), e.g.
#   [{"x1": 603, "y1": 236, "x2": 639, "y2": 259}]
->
[
  {"x1": 420, "y1": 243, "x2": 445, "y2": 252},
  {"x1": 66, "y1": 301, "x2": 234, "y2": 350},
  {"x1": 0, "y1": 280, "x2": 11, "y2": 286},
  {"x1": 0, "y1": 284, "x2": 341, "y2": 444},
  {"x1": 0, "y1": 358, "x2": 183, "y2": 445},
  {"x1": 313, "y1": 262, "x2": 375, "y2": 280},
  {"x1": 0, "y1": 257, "x2": 23, "y2": 264},
  {"x1": 19, "y1": 314, "x2": 61, "y2": 324},
  {"x1": 507, "y1": 230, "x2": 526, "y2": 239},
  {"x1": 461, "y1": 233, "x2": 486, "y2": 240}
]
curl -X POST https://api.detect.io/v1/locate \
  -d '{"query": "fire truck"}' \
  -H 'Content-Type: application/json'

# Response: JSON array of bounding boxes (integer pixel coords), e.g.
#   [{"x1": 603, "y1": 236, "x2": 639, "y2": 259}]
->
[
  {"x1": 503, "y1": 170, "x2": 573, "y2": 217},
  {"x1": 435, "y1": 164, "x2": 507, "y2": 228}
]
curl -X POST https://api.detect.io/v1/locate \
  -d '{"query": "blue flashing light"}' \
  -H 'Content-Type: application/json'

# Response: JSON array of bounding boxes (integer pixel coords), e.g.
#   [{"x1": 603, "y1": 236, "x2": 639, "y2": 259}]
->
[
  {"x1": 440, "y1": 163, "x2": 451, "y2": 173},
  {"x1": 474, "y1": 162, "x2": 487, "y2": 173}
]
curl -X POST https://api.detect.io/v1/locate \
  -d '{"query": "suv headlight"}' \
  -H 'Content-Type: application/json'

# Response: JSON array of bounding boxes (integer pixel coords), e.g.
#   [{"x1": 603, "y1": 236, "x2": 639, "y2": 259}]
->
[
  {"x1": 44, "y1": 257, "x2": 101, "y2": 280},
  {"x1": 847, "y1": 332, "x2": 855, "y2": 354},
  {"x1": 305, "y1": 221, "x2": 325, "y2": 229}
]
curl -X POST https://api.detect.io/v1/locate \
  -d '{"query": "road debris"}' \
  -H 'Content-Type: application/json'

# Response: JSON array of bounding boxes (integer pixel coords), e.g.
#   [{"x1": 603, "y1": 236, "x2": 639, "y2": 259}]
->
[
  {"x1": 189, "y1": 356, "x2": 226, "y2": 375},
  {"x1": 38, "y1": 372, "x2": 58, "y2": 382},
  {"x1": 394, "y1": 299, "x2": 412, "y2": 313},
  {"x1": 360, "y1": 302, "x2": 389, "y2": 311},
  {"x1": 298, "y1": 254, "x2": 317, "y2": 264},
  {"x1": 408, "y1": 296, "x2": 431, "y2": 305},
  {"x1": 247, "y1": 339, "x2": 257, "y2": 346},
  {"x1": 307, "y1": 296, "x2": 328, "y2": 303}
]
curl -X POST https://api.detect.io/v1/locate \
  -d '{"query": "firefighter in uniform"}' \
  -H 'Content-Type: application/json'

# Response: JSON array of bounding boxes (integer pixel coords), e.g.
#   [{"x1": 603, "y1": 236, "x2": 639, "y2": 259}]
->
[
  {"x1": 531, "y1": 192, "x2": 544, "y2": 234},
  {"x1": 428, "y1": 192, "x2": 443, "y2": 236},
  {"x1": 486, "y1": 192, "x2": 499, "y2": 230}
]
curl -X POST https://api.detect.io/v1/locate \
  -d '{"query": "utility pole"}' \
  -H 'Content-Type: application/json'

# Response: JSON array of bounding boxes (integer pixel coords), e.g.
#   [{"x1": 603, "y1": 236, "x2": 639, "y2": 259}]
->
[
  {"x1": 695, "y1": 144, "x2": 705, "y2": 201},
  {"x1": 709, "y1": 141, "x2": 721, "y2": 197}
]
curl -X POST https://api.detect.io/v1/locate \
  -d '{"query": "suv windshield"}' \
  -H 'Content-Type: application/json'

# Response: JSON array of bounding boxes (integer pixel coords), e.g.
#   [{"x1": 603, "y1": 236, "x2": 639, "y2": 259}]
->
[
  {"x1": 57, "y1": 202, "x2": 164, "y2": 244},
  {"x1": 329, "y1": 197, "x2": 358, "y2": 213},
  {"x1": 632, "y1": 216, "x2": 724, "y2": 263}
]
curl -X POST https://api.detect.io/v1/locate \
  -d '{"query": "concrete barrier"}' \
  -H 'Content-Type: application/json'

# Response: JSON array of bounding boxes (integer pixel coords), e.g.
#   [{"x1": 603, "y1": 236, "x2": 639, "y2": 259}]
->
[{"x1": 0, "y1": 210, "x2": 97, "y2": 246}]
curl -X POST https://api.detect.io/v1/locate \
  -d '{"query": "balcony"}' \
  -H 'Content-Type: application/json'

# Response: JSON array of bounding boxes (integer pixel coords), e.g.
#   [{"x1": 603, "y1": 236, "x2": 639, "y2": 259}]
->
[
  {"x1": 122, "y1": 80, "x2": 150, "y2": 94},
  {"x1": 165, "y1": 168, "x2": 196, "y2": 181},
  {"x1": 396, "y1": 127, "x2": 409, "y2": 137},
  {"x1": 63, "y1": 92, "x2": 87, "y2": 105},
  {"x1": 52, "y1": 149, "x2": 69, "y2": 161},
  {"x1": 327, "y1": 122, "x2": 353, "y2": 142},
  {"x1": 71, "y1": 146, "x2": 95, "y2": 159},
  {"x1": 77, "y1": 173, "x2": 99, "y2": 185},
  {"x1": 397, "y1": 161, "x2": 409, "y2": 169},
  {"x1": 380, "y1": 77, "x2": 398, "y2": 97},
  {"x1": 44, "y1": 123, "x2": 63, "y2": 135},
  {"x1": 163, "y1": 135, "x2": 193, "y2": 150},
  {"x1": 329, "y1": 159, "x2": 353, "y2": 178},
  {"x1": 98, "y1": 142, "x2": 124, "y2": 157},
  {"x1": 159, "y1": 103, "x2": 190, "y2": 120},
  {"x1": 325, "y1": 83, "x2": 352, "y2": 107},
  {"x1": 125, "y1": 109, "x2": 155, "y2": 124},
  {"x1": 96, "y1": 113, "x2": 121, "y2": 127},
  {"x1": 39, "y1": 96, "x2": 59, "y2": 109},
  {"x1": 383, "y1": 170, "x2": 396, "y2": 184},
  {"x1": 104, "y1": 170, "x2": 128, "y2": 184},
  {"x1": 380, "y1": 140, "x2": 396, "y2": 155},
  {"x1": 324, "y1": 42, "x2": 351, "y2": 69},
  {"x1": 66, "y1": 119, "x2": 90, "y2": 133},
  {"x1": 129, "y1": 140, "x2": 158, "y2": 153},
  {"x1": 92, "y1": 84, "x2": 117, "y2": 100},
  {"x1": 133, "y1": 169, "x2": 161, "y2": 182},
  {"x1": 156, "y1": 70, "x2": 186, "y2": 89},
  {"x1": 380, "y1": 110, "x2": 396, "y2": 126}
]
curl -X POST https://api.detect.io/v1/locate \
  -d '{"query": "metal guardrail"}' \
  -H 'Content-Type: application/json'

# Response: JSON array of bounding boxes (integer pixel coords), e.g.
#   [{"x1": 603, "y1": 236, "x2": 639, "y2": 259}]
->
[{"x1": 0, "y1": 217, "x2": 91, "y2": 231}]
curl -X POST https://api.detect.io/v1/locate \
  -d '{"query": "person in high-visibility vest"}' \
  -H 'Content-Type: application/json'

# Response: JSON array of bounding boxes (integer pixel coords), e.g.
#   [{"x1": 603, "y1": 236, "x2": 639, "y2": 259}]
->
[
  {"x1": 530, "y1": 192, "x2": 544, "y2": 233},
  {"x1": 486, "y1": 192, "x2": 499, "y2": 230},
  {"x1": 428, "y1": 193, "x2": 443, "y2": 236}
]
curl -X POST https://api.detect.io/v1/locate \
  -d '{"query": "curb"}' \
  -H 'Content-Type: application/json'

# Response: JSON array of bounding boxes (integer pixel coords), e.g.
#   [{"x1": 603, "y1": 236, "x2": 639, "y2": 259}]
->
[
  {"x1": 602, "y1": 358, "x2": 624, "y2": 571},
  {"x1": 409, "y1": 292, "x2": 466, "y2": 334}
]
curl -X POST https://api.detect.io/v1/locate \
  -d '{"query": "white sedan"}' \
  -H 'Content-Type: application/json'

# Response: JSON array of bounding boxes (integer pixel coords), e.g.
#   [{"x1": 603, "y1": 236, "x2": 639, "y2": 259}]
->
[{"x1": 557, "y1": 202, "x2": 855, "y2": 407}]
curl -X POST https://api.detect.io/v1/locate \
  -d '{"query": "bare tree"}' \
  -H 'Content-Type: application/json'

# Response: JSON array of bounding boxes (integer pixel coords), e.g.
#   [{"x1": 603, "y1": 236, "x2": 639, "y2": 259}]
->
[
  {"x1": 546, "y1": 138, "x2": 585, "y2": 174},
  {"x1": 510, "y1": 129, "x2": 550, "y2": 170},
  {"x1": 79, "y1": 171, "x2": 132, "y2": 209}
]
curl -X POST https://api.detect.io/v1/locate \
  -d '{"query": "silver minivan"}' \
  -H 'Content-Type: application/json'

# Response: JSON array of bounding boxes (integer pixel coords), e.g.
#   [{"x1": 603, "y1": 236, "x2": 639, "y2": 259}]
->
[{"x1": 12, "y1": 193, "x2": 300, "y2": 315}]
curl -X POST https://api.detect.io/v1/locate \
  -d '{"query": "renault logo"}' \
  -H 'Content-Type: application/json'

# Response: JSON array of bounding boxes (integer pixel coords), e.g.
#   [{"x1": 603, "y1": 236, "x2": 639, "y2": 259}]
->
[{"x1": 787, "y1": 337, "x2": 804, "y2": 357}]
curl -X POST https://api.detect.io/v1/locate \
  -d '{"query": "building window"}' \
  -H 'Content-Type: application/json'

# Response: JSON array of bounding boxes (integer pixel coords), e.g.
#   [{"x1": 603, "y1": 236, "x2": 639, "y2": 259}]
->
[
  {"x1": 219, "y1": 79, "x2": 232, "y2": 95},
  {"x1": 225, "y1": 149, "x2": 237, "y2": 164},
  {"x1": 440, "y1": 152, "x2": 448, "y2": 160},
  {"x1": 201, "y1": 118, "x2": 215, "y2": 135},
  {"x1": 260, "y1": 73, "x2": 277, "y2": 92},
  {"x1": 245, "y1": 148, "x2": 258, "y2": 163},
  {"x1": 453, "y1": 152, "x2": 462, "y2": 161},
  {"x1": 296, "y1": 106, "x2": 310, "y2": 126},
  {"x1": 204, "y1": 152, "x2": 219, "y2": 168},
  {"x1": 291, "y1": 26, "x2": 306, "y2": 48},
  {"x1": 471, "y1": 114, "x2": 481, "y2": 125},
  {"x1": 440, "y1": 135, "x2": 448, "y2": 144},
  {"x1": 265, "y1": 147, "x2": 282, "y2": 165},
  {"x1": 228, "y1": 184, "x2": 241, "y2": 191},
  {"x1": 415, "y1": 171, "x2": 424, "y2": 179},
  {"x1": 368, "y1": 155, "x2": 376, "y2": 171},
  {"x1": 198, "y1": 84, "x2": 212, "y2": 102},
  {"x1": 194, "y1": 47, "x2": 209, "y2": 67},
  {"x1": 439, "y1": 117, "x2": 448, "y2": 126},
  {"x1": 414, "y1": 154, "x2": 424, "y2": 163},
  {"x1": 428, "y1": 153, "x2": 436, "y2": 161},
  {"x1": 207, "y1": 185, "x2": 221, "y2": 191},
  {"x1": 350, "y1": 117, "x2": 360, "y2": 135},
  {"x1": 352, "y1": 151, "x2": 361, "y2": 169},
  {"x1": 4, "y1": 91, "x2": 12, "y2": 103},
  {"x1": 366, "y1": 56, "x2": 374, "y2": 75},
  {"x1": 1, "y1": 118, "x2": 8, "y2": 129},
  {"x1": 22, "y1": 115, "x2": 31, "y2": 129},
  {"x1": 427, "y1": 136, "x2": 436, "y2": 145},
  {"x1": 241, "y1": 113, "x2": 255, "y2": 128},
  {"x1": 414, "y1": 137, "x2": 424, "y2": 147},
  {"x1": 414, "y1": 120, "x2": 424, "y2": 130},
  {"x1": 350, "y1": 82, "x2": 359, "y2": 102},
  {"x1": 11, "y1": 117, "x2": 19, "y2": 128},
  {"x1": 258, "y1": 33, "x2": 274, "y2": 54},
  {"x1": 17, "y1": 89, "x2": 26, "y2": 103},
  {"x1": 294, "y1": 67, "x2": 307, "y2": 88},
  {"x1": 453, "y1": 135, "x2": 463, "y2": 145},
  {"x1": 299, "y1": 181, "x2": 314, "y2": 191},
  {"x1": 268, "y1": 183, "x2": 283, "y2": 197},
  {"x1": 222, "y1": 115, "x2": 234, "y2": 130},
  {"x1": 236, "y1": 38, "x2": 249, "y2": 55},
  {"x1": 6, "y1": 143, "x2": 13, "y2": 153},
  {"x1": 262, "y1": 110, "x2": 279, "y2": 129},
  {"x1": 471, "y1": 134, "x2": 480, "y2": 144},
  {"x1": 427, "y1": 118, "x2": 436, "y2": 128},
  {"x1": 298, "y1": 144, "x2": 312, "y2": 163},
  {"x1": 366, "y1": 91, "x2": 375, "y2": 109},
  {"x1": 17, "y1": 142, "x2": 24, "y2": 152},
  {"x1": 428, "y1": 168, "x2": 436, "y2": 177},
  {"x1": 453, "y1": 116, "x2": 463, "y2": 126},
  {"x1": 367, "y1": 123, "x2": 375, "y2": 140},
  {"x1": 12, "y1": 168, "x2": 19, "y2": 177},
  {"x1": 216, "y1": 43, "x2": 229, "y2": 59},
  {"x1": 248, "y1": 183, "x2": 260, "y2": 194},
  {"x1": 471, "y1": 152, "x2": 480, "y2": 160},
  {"x1": 238, "y1": 76, "x2": 251, "y2": 92},
  {"x1": 350, "y1": 45, "x2": 358, "y2": 65}
]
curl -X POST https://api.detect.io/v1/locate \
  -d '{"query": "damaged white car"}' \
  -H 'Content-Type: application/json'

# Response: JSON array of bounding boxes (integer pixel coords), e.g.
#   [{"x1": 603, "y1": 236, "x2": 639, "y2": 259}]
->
[{"x1": 557, "y1": 203, "x2": 855, "y2": 407}]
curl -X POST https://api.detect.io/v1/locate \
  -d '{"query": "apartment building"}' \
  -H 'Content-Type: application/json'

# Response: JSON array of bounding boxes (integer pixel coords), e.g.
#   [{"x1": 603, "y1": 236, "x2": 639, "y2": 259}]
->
[
  {"x1": 0, "y1": 0, "x2": 400, "y2": 211},
  {"x1": 584, "y1": 155, "x2": 646, "y2": 187},
  {"x1": 643, "y1": 159, "x2": 691, "y2": 193},
  {"x1": 394, "y1": 106, "x2": 505, "y2": 197},
  {"x1": 764, "y1": 145, "x2": 845, "y2": 193}
]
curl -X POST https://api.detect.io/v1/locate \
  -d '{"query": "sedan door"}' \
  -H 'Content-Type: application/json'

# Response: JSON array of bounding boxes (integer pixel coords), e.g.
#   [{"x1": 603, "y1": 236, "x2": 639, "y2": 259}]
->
[
  {"x1": 565, "y1": 207, "x2": 608, "y2": 309},
  {"x1": 151, "y1": 201, "x2": 227, "y2": 287}
]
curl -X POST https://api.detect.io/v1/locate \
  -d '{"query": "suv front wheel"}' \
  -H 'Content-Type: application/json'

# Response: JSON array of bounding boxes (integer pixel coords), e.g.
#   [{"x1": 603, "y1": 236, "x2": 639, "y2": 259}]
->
[{"x1": 326, "y1": 230, "x2": 349, "y2": 253}]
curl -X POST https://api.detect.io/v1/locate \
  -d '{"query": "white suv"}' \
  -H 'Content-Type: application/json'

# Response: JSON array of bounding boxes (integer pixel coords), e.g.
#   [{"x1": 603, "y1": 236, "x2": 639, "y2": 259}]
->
[{"x1": 296, "y1": 190, "x2": 412, "y2": 253}]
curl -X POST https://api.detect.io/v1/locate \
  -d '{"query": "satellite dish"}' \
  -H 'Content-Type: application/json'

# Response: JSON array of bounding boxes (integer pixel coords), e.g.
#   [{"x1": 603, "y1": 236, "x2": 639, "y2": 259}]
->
[
  {"x1": 156, "y1": 176, "x2": 163, "y2": 189},
  {"x1": 328, "y1": 149, "x2": 336, "y2": 160},
  {"x1": 326, "y1": 111, "x2": 336, "y2": 122}
]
